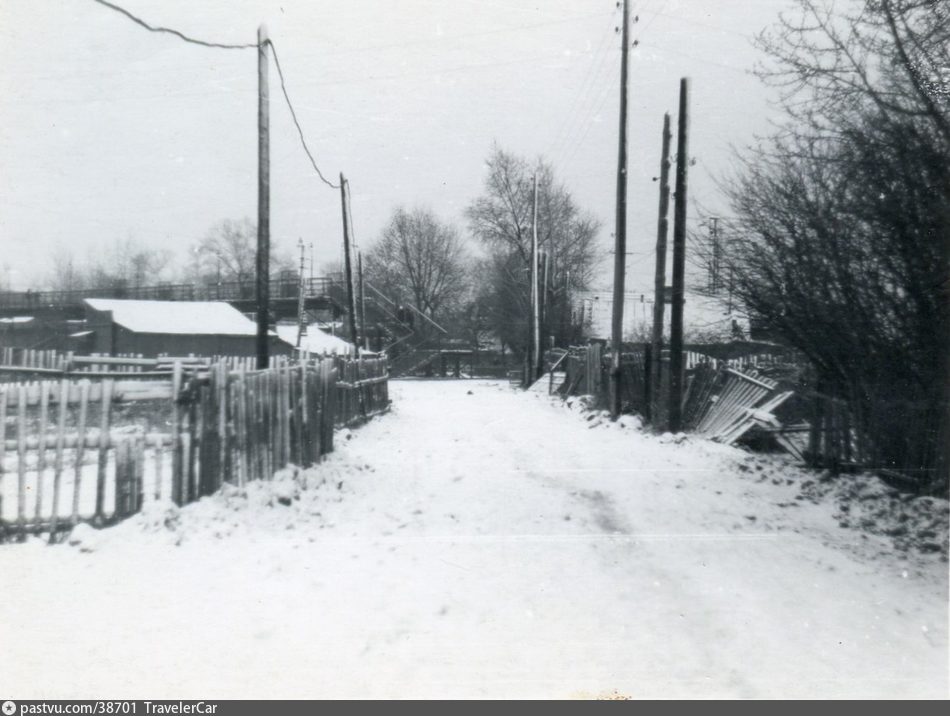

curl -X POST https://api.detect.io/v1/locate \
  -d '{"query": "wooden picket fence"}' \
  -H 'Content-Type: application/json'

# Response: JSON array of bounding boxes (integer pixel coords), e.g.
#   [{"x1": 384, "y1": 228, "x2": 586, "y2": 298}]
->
[
  {"x1": 547, "y1": 342, "x2": 945, "y2": 493},
  {"x1": 0, "y1": 348, "x2": 68, "y2": 371},
  {"x1": 556, "y1": 344, "x2": 650, "y2": 416},
  {"x1": 0, "y1": 355, "x2": 389, "y2": 542},
  {"x1": 556, "y1": 343, "x2": 794, "y2": 447},
  {"x1": 0, "y1": 347, "x2": 333, "y2": 381},
  {"x1": 683, "y1": 350, "x2": 787, "y2": 371},
  {"x1": 558, "y1": 343, "x2": 604, "y2": 397},
  {"x1": 803, "y1": 391, "x2": 948, "y2": 493}
]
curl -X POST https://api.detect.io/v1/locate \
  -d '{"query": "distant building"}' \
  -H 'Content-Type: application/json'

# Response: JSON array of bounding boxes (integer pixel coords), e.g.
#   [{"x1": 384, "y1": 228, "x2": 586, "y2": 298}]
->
[
  {"x1": 83, "y1": 299, "x2": 292, "y2": 357},
  {"x1": 574, "y1": 289, "x2": 749, "y2": 343},
  {"x1": 274, "y1": 323, "x2": 354, "y2": 356},
  {"x1": 0, "y1": 316, "x2": 39, "y2": 348}
]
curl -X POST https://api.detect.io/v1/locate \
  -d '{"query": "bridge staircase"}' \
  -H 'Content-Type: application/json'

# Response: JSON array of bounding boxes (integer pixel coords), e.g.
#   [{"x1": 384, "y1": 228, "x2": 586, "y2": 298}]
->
[{"x1": 323, "y1": 279, "x2": 449, "y2": 377}]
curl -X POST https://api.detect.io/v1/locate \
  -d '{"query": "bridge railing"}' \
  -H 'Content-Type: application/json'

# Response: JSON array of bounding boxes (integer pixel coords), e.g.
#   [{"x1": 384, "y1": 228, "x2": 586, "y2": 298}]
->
[{"x1": 0, "y1": 276, "x2": 341, "y2": 311}]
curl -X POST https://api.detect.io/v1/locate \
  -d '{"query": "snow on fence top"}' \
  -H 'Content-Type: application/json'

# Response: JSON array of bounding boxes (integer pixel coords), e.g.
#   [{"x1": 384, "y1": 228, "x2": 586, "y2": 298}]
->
[
  {"x1": 84, "y1": 299, "x2": 258, "y2": 336},
  {"x1": 0, "y1": 316, "x2": 34, "y2": 324}
]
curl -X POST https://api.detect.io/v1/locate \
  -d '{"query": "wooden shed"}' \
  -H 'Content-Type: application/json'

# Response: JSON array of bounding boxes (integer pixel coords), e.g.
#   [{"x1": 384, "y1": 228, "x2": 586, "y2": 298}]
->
[{"x1": 83, "y1": 298, "x2": 292, "y2": 358}]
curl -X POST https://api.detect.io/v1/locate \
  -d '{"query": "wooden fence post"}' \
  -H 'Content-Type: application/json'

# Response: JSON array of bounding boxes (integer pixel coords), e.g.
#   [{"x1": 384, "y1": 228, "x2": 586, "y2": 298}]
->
[
  {"x1": 115, "y1": 438, "x2": 130, "y2": 519},
  {"x1": 94, "y1": 379, "x2": 113, "y2": 525},
  {"x1": 171, "y1": 361, "x2": 183, "y2": 505},
  {"x1": 48, "y1": 379, "x2": 69, "y2": 541},
  {"x1": 0, "y1": 386, "x2": 6, "y2": 533},
  {"x1": 16, "y1": 384, "x2": 26, "y2": 540},
  {"x1": 186, "y1": 388, "x2": 198, "y2": 503},
  {"x1": 34, "y1": 381, "x2": 50, "y2": 522},
  {"x1": 134, "y1": 433, "x2": 145, "y2": 514},
  {"x1": 71, "y1": 381, "x2": 90, "y2": 526},
  {"x1": 217, "y1": 362, "x2": 229, "y2": 487},
  {"x1": 236, "y1": 367, "x2": 248, "y2": 486}
]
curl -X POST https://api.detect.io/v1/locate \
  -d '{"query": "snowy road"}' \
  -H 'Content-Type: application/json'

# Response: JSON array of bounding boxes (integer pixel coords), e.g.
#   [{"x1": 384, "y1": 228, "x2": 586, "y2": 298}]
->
[{"x1": 2, "y1": 380, "x2": 947, "y2": 698}]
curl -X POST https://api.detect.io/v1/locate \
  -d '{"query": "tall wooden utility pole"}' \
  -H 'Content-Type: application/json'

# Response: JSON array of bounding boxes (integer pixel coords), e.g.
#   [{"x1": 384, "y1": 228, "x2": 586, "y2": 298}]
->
[
  {"x1": 296, "y1": 238, "x2": 307, "y2": 349},
  {"x1": 530, "y1": 172, "x2": 540, "y2": 384},
  {"x1": 669, "y1": 78, "x2": 690, "y2": 432},
  {"x1": 339, "y1": 175, "x2": 360, "y2": 353},
  {"x1": 610, "y1": 0, "x2": 631, "y2": 419},
  {"x1": 709, "y1": 216, "x2": 721, "y2": 291},
  {"x1": 540, "y1": 250, "x2": 550, "y2": 343},
  {"x1": 255, "y1": 24, "x2": 270, "y2": 369},
  {"x1": 650, "y1": 113, "x2": 672, "y2": 424},
  {"x1": 357, "y1": 252, "x2": 368, "y2": 351}
]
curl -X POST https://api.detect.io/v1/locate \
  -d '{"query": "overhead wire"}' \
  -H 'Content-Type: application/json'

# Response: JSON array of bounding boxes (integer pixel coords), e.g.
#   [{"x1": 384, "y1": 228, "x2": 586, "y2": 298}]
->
[
  {"x1": 555, "y1": 1, "x2": 654, "y2": 167},
  {"x1": 633, "y1": 0, "x2": 748, "y2": 74},
  {"x1": 297, "y1": 9, "x2": 615, "y2": 60},
  {"x1": 297, "y1": 50, "x2": 575, "y2": 88},
  {"x1": 550, "y1": 4, "x2": 638, "y2": 162},
  {"x1": 267, "y1": 41, "x2": 340, "y2": 189},
  {"x1": 89, "y1": 0, "x2": 340, "y2": 191},
  {"x1": 547, "y1": 15, "x2": 619, "y2": 160},
  {"x1": 90, "y1": 0, "x2": 257, "y2": 50},
  {"x1": 563, "y1": 60, "x2": 622, "y2": 165},
  {"x1": 562, "y1": 60, "x2": 621, "y2": 163}
]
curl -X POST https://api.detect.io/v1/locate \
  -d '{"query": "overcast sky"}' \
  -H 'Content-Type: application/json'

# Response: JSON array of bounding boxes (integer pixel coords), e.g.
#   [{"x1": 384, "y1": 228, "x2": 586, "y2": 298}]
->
[{"x1": 0, "y1": 0, "x2": 791, "y2": 292}]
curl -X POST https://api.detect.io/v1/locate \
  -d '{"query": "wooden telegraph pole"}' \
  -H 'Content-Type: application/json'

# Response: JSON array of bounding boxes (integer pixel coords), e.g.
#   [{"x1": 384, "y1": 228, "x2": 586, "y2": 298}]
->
[
  {"x1": 650, "y1": 113, "x2": 672, "y2": 424},
  {"x1": 669, "y1": 78, "x2": 690, "y2": 432},
  {"x1": 296, "y1": 238, "x2": 307, "y2": 348},
  {"x1": 530, "y1": 173, "x2": 540, "y2": 384},
  {"x1": 255, "y1": 24, "x2": 270, "y2": 369},
  {"x1": 340, "y1": 175, "x2": 360, "y2": 352},
  {"x1": 540, "y1": 250, "x2": 550, "y2": 346},
  {"x1": 610, "y1": 0, "x2": 631, "y2": 419}
]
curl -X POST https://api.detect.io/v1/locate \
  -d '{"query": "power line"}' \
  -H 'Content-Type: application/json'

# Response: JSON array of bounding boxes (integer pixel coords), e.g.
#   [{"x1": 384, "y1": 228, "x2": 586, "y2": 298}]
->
[
  {"x1": 641, "y1": 41, "x2": 749, "y2": 74},
  {"x1": 296, "y1": 50, "x2": 573, "y2": 89},
  {"x1": 88, "y1": 0, "x2": 339, "y2": 191},
  {"x1": 563, "y1": 61, "x2": 621, "y2": 163},
  {"x1": 550, "y1": 3, "x2": 646, "y2": 163},
  {"x1": 563, "y1": 61, "x2": 621, "y2": 165},
  {"x1": 637, "y1": 0, "x2": 671, "y2": 38},
  {"x1": 547, "y1": 15, "x2": 618, "y2": 160},
  {"x1": 90, "y1": 0, "x2": 257, "y2": 50},
  {"x1": 646, "y1": 8, "x2": 752, "y2": 40},
  {"x1": 267, "y1": 41, "x2": 341, "y2": 189},
  {"x1": 296, "y1": 9, "x2": 615, "y2": 60}
]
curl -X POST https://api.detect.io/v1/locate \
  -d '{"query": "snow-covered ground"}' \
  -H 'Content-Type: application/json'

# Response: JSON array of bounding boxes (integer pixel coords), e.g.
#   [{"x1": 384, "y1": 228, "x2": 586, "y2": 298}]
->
[{"x1": 1, "y1": 380, "x2": 947, "y2": 699}]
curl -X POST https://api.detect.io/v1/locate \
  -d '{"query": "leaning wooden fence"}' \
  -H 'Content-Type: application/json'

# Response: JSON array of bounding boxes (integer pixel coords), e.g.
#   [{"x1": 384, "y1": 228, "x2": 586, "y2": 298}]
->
[
  {"x1": 0, "y1": 356, "x2": 389, "y2": 542},
  {"x1": 548, "y1": 342, "x2": 944, "y2": 493}
]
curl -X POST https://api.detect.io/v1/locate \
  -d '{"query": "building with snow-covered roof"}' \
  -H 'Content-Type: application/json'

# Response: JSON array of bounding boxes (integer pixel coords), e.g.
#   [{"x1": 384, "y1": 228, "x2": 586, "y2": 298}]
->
[
  {"x1": 0, "y1": 315, "x2": 44, "y2": 349},
  {"x1": 83, "y1": 299, "x2": 292, "y2": 357},
  {"x1": 274, "y1": 323, "x2": 354, "y2": 356}
]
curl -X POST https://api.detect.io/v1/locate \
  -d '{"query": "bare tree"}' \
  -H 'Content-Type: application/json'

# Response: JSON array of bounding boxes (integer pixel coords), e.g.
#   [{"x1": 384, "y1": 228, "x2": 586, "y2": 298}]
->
[
  {"x1": 196, "y1": 218, "x2": 294, "y2": 297},
  {"x1": 364, "y1": 206, "x2": 469, "y2": 326},
  {"x1": 723, "y1": 0, "x2": 949, "y2": 490},
  {"x1": 466, "y1": 146, "x2": 600, "y2": 355},
  {"x1": 196, "y1": 218, "x2": 257, "y2": 295},
  {"x1": 47, "y1": 249, "x2": 84, "y2": 293},
  {"x1": 71, "y1": 236, "x2": 174, "y2": 294}
]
